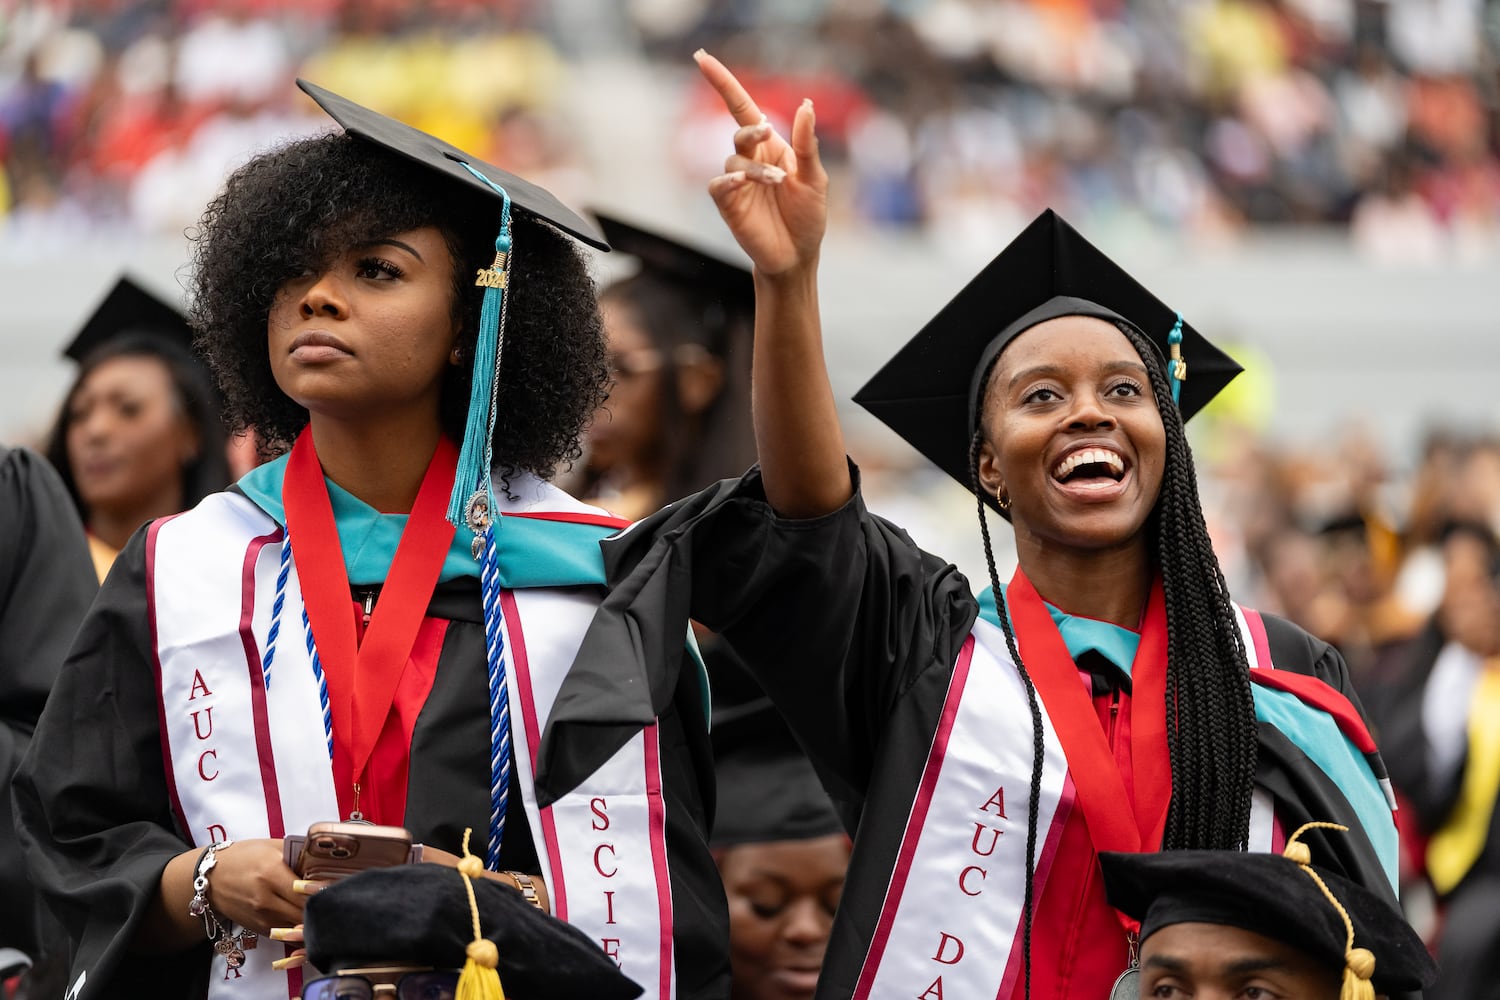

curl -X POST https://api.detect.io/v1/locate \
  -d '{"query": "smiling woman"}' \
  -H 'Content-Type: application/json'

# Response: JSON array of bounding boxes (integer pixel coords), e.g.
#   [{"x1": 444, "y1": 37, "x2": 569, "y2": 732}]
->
[
  {"x1": 548, "y1": 53, "x2": 1410, "y2": 1000},
  {"x1": 16, "y1": 82, "x2": 726, "y2": 1000}
]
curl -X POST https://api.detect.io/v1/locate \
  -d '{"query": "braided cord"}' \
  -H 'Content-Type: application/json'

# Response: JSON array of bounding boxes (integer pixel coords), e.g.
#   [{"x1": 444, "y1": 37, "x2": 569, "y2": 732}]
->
[
  {"x1": 261, "y1": 529, "x2": 334, "y2": 758},
  {"x1": 300, "y1": 605, "x2": 334, "y2": 760},
  {"x1": 478, "y1": 523, "x2": 512, "y2": 870},
  {"x1": 260, "y1": 531, "x2": 292, "y2": 689}
]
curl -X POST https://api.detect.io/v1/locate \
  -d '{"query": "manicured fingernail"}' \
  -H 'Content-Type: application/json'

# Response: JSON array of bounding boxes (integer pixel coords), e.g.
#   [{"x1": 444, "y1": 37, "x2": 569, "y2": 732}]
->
[
  {"x1": 272, "y1": 955, "x2": 307, "y2": 971},
  {"x1": 751, "y1": 121, "x2": 772, "y2": 136},
  {"x1": 803, "y1": 98, "x2": 815, "y2": 115},
  {"x1": 725, "y1": 170, "x2": 748, "y2": 185},
  {"x1": 693, "y1": 48, "x2": 707, "y2": 62},
  {"x1": 269, "y1": 926, "x2": 300, "y2": 941},
  {"x1": 759, "y1": 165, "x2": 787, "y2": 184},
  {"x1": 292, "y1": 879, "x2": 321, "y2": 895}
]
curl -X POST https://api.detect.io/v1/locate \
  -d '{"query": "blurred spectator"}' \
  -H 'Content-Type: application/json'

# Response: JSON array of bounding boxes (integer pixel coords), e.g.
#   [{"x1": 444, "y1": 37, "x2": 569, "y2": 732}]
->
[
  {"x1": 42, "y1": 277, "x2": 230, "y2": 580},
  {"x1": 0, "y1": 0, "x2": 1493, "y2": 245}
]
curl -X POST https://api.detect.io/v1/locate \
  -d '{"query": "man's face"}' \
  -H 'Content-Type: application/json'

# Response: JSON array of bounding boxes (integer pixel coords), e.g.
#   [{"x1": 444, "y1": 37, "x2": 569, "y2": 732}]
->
[{"x1": 1138, "y1": 922, "x2": 1343, "y2": 1000}]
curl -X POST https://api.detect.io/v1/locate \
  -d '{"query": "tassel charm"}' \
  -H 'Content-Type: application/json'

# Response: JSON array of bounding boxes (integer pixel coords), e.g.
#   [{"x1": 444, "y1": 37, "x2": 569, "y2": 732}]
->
[
  {"x1": 464, "y1": 491, "x2": 492, "y2": 559},
  {"x1": 475, "y1": 250, "x2": 509, "y2": 290},
  {"x1": 1166, "y1": 313, "x2": 1186, "y2": 405}
]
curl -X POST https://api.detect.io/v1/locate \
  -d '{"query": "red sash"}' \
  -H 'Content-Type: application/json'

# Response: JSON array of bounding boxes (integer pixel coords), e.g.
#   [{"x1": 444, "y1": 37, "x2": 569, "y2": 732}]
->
[
  {"x1": 1006, "y1": 570, "x2": 1172, "y2": 855},
  {"x1": 282, "y1": 429, "x2": 458, "y2": 819}
]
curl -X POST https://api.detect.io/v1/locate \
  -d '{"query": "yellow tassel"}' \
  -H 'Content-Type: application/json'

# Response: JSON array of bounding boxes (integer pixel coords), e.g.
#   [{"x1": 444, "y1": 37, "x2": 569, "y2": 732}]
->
[
  {"x1": 457, "y1": 944, "x2": 504, "y2": 1000},
  {"x1": 455, "y1": 828, "x2": 505, "y2": 1000},
  {"x1": 1341, "y1": 947, "x2": 1376, "y2": 1000}
]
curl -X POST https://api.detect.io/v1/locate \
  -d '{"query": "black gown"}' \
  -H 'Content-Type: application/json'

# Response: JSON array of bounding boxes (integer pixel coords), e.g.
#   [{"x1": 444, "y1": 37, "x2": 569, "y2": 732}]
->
[
  {"x1": 14, "y1": 500, "x2": 727, "y2": 999},
  {"x1": 0, "y1": 445, "x2": 97, "y2": 989},
  {"x1": 541, "y1": 466, "x2": 1405, "y2": 999}
]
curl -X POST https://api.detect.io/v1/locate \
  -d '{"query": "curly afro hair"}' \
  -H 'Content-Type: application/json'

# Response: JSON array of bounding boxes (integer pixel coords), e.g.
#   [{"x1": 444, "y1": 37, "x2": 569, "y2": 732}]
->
[{"x1": 188, "y1": 131, "x2": 608, "y2": 483}]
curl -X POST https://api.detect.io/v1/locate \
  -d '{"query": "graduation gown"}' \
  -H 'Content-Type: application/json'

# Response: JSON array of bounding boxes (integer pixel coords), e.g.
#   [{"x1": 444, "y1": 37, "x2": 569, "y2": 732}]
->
[
  {"x1": 1374, "y1": 621, "x2": 1500, "y2": 1000},
  {"x1": 0, "y1": 446, "x2": 97, "y2": 977},
  {"x1": 543, "y1": 467, "x2": 1402, "y2": 1000},
  {"x1": 14, "y1": 459, "x2": 727, "y2": 1000}
]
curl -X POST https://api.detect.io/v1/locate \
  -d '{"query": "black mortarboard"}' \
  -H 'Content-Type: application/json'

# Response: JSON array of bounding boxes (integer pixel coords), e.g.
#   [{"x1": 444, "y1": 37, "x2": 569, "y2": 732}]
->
[
  {"x1": 853, "y1": 210, "x2": 1242, "y2": 505},
  {"x1": 592, "y1": 211, "x2": 754, "y2": 316},
  {"x1": 297, "y1": 79, "x2": 609, "y2": 252},
  {"x1": 303, "y1": 864, "x2": 642, "y2": 1000},
  {"x1": 1100, "y1": 835, "x2": 1437, "y2": 995},
  {"x1": 709, "y1": 650, "x2": 843, "y2": 848},
  {"x1": 64, "y1": 275, "x2": 193, "y2": 362}
]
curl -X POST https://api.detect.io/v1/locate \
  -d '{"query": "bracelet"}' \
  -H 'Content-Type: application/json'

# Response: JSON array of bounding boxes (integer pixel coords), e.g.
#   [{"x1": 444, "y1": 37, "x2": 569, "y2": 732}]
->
[
  {"x1": 186, "y1": 841, "x2": 258, "y2": 969},
  {"x1": 506, "y1": 870, "x2": 545, "y2": 911}
]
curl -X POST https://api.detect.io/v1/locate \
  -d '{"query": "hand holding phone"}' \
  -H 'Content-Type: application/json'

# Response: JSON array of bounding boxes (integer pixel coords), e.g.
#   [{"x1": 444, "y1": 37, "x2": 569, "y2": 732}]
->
[{"x1": 285, "y1": 822, "x2": 422, "y2": 882}]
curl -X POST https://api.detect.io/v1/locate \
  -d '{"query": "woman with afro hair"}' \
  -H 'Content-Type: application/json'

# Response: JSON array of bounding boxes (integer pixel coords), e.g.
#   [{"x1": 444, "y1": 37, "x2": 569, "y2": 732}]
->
[{"x1": 16, "y1": 82, "x2": 726, "y2": 1000}]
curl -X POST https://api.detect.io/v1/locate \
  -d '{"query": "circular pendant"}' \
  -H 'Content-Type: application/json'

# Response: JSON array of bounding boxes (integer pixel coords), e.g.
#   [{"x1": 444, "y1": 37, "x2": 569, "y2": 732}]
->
[{"x1": 1109, "y1": 967, "x2": 1140, "y2": 1000}]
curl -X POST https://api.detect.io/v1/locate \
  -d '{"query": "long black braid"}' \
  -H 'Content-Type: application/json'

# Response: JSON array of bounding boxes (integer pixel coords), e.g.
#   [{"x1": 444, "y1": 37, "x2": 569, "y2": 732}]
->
[
  {"x1": 964, "y1": 322, "x2": 1260, "y2": 990},
  {"x1": 968, "y1": 433, "x2": 1046, "y2": 1000},
  {"x1": 1113, "y1": 323, "x2": 1258, "y2": 851}
]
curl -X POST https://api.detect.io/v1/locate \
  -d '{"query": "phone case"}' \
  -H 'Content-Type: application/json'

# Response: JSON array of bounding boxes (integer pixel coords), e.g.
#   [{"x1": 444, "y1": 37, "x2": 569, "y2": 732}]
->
[{"x1": 293, "y1": 822, "x2": 420, "y2": 881}]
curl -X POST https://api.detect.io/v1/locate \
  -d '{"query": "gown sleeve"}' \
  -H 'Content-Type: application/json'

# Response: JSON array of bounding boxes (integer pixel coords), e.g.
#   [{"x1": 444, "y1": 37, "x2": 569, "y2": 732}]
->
[
  {"x1": 13, "y1": 526, "x2": 210, "y2": 999},
  {"x1": 1255, "y1": 612, "x2": 1402, "y2": 903},
  {"x1": 536, "y1": 463, "x2": 978, "y2": 813},
  {"x1": 0, "y1": 446, "x2": 97, "y2": 959}
]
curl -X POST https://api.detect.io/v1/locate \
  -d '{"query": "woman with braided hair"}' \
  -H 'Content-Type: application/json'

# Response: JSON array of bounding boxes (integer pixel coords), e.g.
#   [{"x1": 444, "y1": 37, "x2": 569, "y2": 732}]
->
[{"x1": 543, "y1": 54, "x2": 1404, "y2": 1000}]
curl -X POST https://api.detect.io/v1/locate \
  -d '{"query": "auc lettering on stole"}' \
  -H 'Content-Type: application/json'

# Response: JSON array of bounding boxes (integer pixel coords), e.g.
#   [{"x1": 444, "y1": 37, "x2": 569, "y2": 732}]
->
[
  {"x1": 186, "y1": 670, "x2": 230, "y2": 847},
  {"x1": 917, "y1": 785, "x2": 1008, "y2": 1000},
  {"x1": 591, "y1": 796, "x2": 624, "y2": 970}
]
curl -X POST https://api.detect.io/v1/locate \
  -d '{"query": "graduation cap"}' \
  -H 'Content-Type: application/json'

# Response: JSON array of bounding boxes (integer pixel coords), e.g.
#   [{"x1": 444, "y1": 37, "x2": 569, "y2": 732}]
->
[
  {"x1": 1100, "y1": 824, "x2": 1437, "y2": 997},
  {"x1": 592, "y1": 211, "x2": 754, "y2": 319},
  {"x1": 852, "y1": 210, "x2": 1242, "y2": 505},
  {"x1": 297, "y1": 80, "x2": 608, "y2": 253},
  {"x1": 709, "y1": 652, "x2": 842, "y2": 848},
  {"x1": 296, "y1": 78, "x2": 610, "y2": 537},
  {"x1": 64, "y1": 275, "x2": 193, "y2": 363},
  {"x1": 302, "y1": 845, "x2": 642, "y2": 1000}
]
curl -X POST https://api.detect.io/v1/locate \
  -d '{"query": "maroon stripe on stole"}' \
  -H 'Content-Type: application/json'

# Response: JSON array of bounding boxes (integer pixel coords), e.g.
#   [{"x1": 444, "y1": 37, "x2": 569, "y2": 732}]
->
[
  {"x1": 643, "y1": 724, "x2": 674, "y2": 998},
  {"x1": 852, "y1": 635, "x2": 977, "y2": 1000},
  {"x1": 995, "y1": 774, "x2": 1077, "y2": 999},
  {"x1": 500, "y1": 589, "x2": 570, "y2": 921},
  {"x1": 239, "y1": 529, "x2": 287, "y2": 840},
  {"x1": 1241, "y1": 607, "x2": 1274, "y2": 673},
  {"x1": 146, "y1": 514, "x2": 193, "y2": 841},
  {"x1": 502, "y1": 510, "x2": 632, "y2": 530}
]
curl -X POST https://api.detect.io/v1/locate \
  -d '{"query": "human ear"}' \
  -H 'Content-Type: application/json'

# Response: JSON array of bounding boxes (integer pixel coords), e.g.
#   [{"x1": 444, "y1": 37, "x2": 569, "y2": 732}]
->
[{"x1": 976, "y1": 436, "x2": 1006, "y2": 501}]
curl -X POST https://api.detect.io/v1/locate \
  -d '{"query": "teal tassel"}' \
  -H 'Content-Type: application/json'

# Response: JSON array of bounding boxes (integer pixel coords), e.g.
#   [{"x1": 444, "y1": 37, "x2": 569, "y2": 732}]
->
[
  {"x1": 448, "y1": 162, "x2": 513, "y2": 534},
  {"x1": 1166, "y1": 312, "x2": 1185, "y2": 406}
]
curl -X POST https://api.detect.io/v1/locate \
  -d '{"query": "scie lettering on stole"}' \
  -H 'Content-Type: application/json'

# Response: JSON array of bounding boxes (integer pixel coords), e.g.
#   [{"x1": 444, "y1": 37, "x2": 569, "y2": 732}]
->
[
  {"x1": 917, "y1": 785, "x2": 1008, "y2": 1000},
  {"x1": 591, "y1": 797, "x2": 624, "y2": 969},
  {"x1": 186, "y1": 669, "x2": 230, "y2": 845}
]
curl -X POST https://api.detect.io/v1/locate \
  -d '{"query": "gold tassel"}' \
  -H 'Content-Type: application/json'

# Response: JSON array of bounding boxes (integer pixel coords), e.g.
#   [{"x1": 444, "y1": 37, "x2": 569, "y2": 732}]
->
[
  {"x1": 1284, "y1": 823, "x2": 1376, "y2": 1000},
  {"x1": 1341, "y1": 947, "x2": 1376, "y2": 1000},
  {"x1": 455, "y1": 828, "x2": 505, "y2": 1000}
]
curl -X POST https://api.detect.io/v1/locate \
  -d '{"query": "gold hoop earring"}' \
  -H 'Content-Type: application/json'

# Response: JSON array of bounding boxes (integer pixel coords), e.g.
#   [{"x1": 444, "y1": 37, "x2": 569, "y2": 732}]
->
[{"x1": 996, "y1": 488, "x2": 1011, "y2": 511}]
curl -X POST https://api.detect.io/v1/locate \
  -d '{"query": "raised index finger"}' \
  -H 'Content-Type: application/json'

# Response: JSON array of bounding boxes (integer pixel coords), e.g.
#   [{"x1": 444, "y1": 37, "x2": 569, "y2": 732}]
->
[{"x1": 694, "y1": 50, "x2": 764, "y2": 128}]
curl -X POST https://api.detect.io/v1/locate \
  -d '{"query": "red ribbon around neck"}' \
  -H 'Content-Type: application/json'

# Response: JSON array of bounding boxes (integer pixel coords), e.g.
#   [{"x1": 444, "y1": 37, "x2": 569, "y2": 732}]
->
[
  {"x1": 1005, "y1": 568, "x2": 1173, "y2": 856},
  {"x1": 282, "y1": 429, "x2": 458, "y2": 819}
]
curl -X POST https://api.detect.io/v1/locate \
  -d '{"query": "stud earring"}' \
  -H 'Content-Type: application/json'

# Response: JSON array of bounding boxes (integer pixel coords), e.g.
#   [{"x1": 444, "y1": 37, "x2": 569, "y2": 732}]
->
[{"x1": 996, "y1": 487, "x2": 1011, "y2": 511}]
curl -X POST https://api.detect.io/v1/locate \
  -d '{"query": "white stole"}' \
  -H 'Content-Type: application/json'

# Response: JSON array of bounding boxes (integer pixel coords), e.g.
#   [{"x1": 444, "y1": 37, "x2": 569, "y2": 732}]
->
[
  {"x1": 150, "y1": 491, "x2": 673, "y2": 1000},
  {"x1": 852, "y1": 618, "x2": 1068, "y2": 1000}
]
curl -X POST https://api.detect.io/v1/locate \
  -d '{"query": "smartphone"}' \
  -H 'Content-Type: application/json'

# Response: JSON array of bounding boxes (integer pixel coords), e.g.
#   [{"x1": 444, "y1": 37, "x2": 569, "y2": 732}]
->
[{"x1": 288, "y1": 822, "x2": 420, "y2": 881}]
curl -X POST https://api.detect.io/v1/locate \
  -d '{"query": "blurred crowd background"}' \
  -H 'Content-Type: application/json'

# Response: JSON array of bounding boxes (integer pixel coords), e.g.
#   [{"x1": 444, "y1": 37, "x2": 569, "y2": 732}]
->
[
  {"x1": 2, "y1": 0, "x2": 1500, "y2": 981},
  {"x1": 3, "y1": 0, "x2": 1498, "y2": 255}
]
